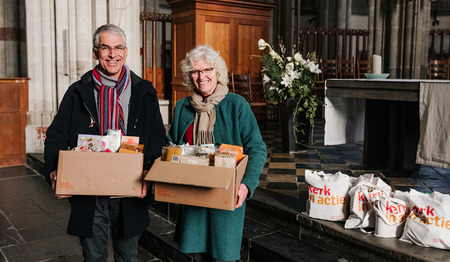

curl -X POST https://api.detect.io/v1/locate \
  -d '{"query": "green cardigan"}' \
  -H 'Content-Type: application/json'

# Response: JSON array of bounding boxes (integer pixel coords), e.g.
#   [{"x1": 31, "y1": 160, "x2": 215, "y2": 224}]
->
[{"x1": 168, "y1": 92, "x2": 267, "y2": 261}]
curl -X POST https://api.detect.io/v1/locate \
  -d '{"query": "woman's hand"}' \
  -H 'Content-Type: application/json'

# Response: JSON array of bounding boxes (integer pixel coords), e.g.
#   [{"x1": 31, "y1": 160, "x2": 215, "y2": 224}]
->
[
  {"x1": 235, "y1": 183, "x2": 249, "y2": 208},
  {"x1": 50, "y1": 170, "x2": 72, "y2": 199}
]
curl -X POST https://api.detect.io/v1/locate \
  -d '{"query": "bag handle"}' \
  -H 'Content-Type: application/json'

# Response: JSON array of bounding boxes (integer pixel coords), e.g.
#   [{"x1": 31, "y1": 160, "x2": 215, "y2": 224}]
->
[{"x1": 356, "y1": 182, "x2": 391, "y2": 233}]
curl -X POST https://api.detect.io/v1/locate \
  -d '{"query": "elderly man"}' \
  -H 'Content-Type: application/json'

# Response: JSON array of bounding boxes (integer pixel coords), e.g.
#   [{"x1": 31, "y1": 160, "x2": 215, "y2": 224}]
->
[{"x1": 44, "y1": 24, "x2": 166, "y2": 261}]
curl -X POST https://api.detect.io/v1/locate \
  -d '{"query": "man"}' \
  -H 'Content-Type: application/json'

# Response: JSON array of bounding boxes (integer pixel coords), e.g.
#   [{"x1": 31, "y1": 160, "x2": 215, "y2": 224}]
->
[{"x1": 44, "y1": 24, "x2": 166, "y2": 261}]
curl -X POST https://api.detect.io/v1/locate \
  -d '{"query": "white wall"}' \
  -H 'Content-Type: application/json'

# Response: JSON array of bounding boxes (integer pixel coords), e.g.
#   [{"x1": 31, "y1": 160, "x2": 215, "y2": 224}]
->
[{"x1": 25, "y1": 0, "x2": 140, "y2": 153}]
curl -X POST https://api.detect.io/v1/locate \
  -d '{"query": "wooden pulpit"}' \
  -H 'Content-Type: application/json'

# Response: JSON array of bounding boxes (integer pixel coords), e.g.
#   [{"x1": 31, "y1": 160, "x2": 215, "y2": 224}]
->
[{"x1": 167, "y1": 0, "x2": 275, "y2": 111}]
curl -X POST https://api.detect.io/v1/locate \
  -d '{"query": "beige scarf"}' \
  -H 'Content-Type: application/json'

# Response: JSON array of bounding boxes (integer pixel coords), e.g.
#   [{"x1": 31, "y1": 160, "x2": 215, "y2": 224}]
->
[{"x1": 190, "y1": 83, "x2": 229, "y2": 145}]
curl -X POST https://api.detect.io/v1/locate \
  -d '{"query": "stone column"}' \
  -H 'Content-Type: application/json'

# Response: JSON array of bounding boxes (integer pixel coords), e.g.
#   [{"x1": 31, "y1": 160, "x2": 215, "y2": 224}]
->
[
  {"x1": 279, "y1": 0, "x2": 295, "y2": 53},
  {"x1": 108, "y1": 0, "x2": 141, "y2": 76},
  {"x1": 337, "y1": 0, "x2": 347, "y2": 29},
  {"x1": 0, "y1": 0, "x2": 20, "y2": 77},
  {"x1": 369, "y1": 0, "x2": 430, "y2": 78},
  {"x1": 387, "y1": 1, "x2": 400, "y2": 77},
  {"x1": 24, "y1": 0, "x2": 153, "y2": 153},
  {"x1": 412, "y1": 0, "x2": 431, "y2": 79},
  {"x1": 25, "y1": 0, "x2": 57, "y2": 153}
]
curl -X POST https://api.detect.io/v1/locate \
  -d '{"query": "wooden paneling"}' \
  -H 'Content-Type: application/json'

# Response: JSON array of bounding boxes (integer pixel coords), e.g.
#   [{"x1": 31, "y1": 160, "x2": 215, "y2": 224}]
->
[
  {"x1": 172, "y1": 86, "x2": 193, "y2": 108},
  {"x1": 168, "y1": 0, "x2": 275, "y2": 113},
  {"x1": 0, "y1": 78, "x2": 29, "y2": 167},
  {"x1": 205, "y1": 19, "x2": 232, "y2": 68},
  {"x1": 173, "y1": 19, "x2": 193, "y2": 80},
  {"x1": 237, "y1": 22, "x2": 265, "y2": 77}
]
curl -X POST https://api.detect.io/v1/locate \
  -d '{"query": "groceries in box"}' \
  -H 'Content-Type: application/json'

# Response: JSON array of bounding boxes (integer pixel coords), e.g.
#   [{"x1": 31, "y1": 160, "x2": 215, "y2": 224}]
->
[
  {"x1": 74, "y1": 131, "x2": 143, "y2": 153},
  {"x1": 55, "y1": 131, "x2": 145, "y2": 196},
  {"x1": 145, "y1": 154, "x2": 248, "y2": 211},
  {"x1": 162, "y1": 143, "x2": 243, "y2": 168}
]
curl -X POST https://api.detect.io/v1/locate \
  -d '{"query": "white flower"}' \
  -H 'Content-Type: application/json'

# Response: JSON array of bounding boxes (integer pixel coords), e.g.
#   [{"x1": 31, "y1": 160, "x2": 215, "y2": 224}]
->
[
  {"x1": 306, "y1": 61, "x2": 321, "y2": 74},
  {"x1": 268, "y1": 85, "x2": 278, "y2": 91},
  {"x1": 288, "y1": 69, "x2": 300, "y2": 80},
  {"x1": 262, "y1": 74, "x2": 271, "y2": 83},
  {"x1": 286, "y1": 62, "x2": 295, "y2": 71},
  {"x1": 287, "y1": 57, "x2": 292, "y2": 62},
  {"x1": 258, "y1": 39, "x2": 270, "y2": 50},
  {"x1": 269, "y1": 50, "x2": 282, "y2": 61},
  {"x1": 294, "y1": 52, "x2": 303, "y2": 62},
  {"x1": 281, "y1": 73, "x2": 294, "y2": 88}
]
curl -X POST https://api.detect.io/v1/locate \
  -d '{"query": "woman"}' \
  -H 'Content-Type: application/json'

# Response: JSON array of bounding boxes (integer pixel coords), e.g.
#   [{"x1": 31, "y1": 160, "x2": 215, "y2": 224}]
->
[{"x1": 167, "y1": 45, "x2": 267, "y2": 262}]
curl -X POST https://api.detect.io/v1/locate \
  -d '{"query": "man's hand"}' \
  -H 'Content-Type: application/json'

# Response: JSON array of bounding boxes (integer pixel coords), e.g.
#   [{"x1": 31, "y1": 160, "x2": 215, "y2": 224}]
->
[
  {"x1": 139, "y1": 170, "x2": 150, "y2": 198},
  {"x1": 235, "y1": 183, "x2": 249, "y2": 208},
  {"x1": 50, "y1": 170, "x2": 71, "y2": 199}
]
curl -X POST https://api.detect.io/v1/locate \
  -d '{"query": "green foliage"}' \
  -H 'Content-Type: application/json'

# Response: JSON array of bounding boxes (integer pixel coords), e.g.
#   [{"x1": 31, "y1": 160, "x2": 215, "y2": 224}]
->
[{"x1": 258, "y1": 39, "x2": 321, "y2": 129}]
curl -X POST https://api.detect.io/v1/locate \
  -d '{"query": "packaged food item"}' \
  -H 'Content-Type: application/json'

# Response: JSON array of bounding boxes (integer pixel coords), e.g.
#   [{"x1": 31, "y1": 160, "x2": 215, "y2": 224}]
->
[
  {"x1": 165, "y1": 146, "x2": 182, "y2": 162},
  {"x1": 72, "y1": 138, "x2": 107, "y2": 152},
  {"x1": 77, "y1": 134, "x2": 102, "y2": 147},
  {"x1": 197, "y1": 146, "x2": 209, "y2": 158},
  {"x1": 218, "y1": 144, "x2": 244, "y2": 163},
  {"x1": 181, "y1": 144, "x2": 198, "y2": 156},
  {"x1": 161, "y1": 147, "x2": 168, "y2": 161},
  {"x1": 118, "y1": 142, "x2": 144, "y2": 153},
  {"x1": 201, "y1": 144, "x2": 216, "y2": 153},
  {"x1": 121, "y1": 136, "x2": 139, "y2": 144},
  {"x1": 180, "y1": 155, "x2": 210, "y2": 166},
  {"x1": 107, "y1": 129, "x2": 122, "y2": 152},
  {"x1": 214, "y1": 153, "x2": 237, "y2": 168}
]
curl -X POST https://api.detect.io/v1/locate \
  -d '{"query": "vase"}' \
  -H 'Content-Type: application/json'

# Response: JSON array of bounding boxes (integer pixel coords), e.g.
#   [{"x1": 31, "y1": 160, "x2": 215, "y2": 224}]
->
[{"x1": 279, "y1": 98, "x2": 311, "y2": 153}]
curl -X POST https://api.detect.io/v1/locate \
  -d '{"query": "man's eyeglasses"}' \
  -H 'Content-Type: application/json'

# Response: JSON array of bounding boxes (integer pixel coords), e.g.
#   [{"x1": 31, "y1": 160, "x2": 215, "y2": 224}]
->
[
  {"x1": 97, "y1": 45, "x2": 127, "y2": 54},
  {"x1": 189, "y1": 68, "x2": 214, "y2": 77}
]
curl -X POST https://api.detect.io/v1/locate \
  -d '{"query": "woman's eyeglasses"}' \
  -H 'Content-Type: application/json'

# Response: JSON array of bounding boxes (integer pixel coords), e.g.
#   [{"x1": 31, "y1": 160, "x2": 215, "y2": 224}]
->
[{"x1": 189, "y1": 68, "x2": 214, "y2": 77}]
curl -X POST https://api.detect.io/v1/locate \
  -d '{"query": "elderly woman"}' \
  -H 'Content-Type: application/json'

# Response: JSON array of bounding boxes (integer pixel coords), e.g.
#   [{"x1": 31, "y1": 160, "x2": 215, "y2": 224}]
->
[{"x1": 167, "y1": 45, "x2": 267, "y2": 262}]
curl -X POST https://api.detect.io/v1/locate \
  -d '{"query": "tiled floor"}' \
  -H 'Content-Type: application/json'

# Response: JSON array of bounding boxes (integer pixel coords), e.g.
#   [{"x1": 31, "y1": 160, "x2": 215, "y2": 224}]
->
[
  {"x1": 259, "y1": 118, "x2": 450, "y2": 199},
  {"x1": 0, "y1": 165, "x2": 160, "y2": 262}
]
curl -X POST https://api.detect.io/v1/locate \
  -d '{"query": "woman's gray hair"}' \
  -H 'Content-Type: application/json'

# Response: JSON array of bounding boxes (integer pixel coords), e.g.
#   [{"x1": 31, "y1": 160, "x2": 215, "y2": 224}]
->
[
  {"x1": 180, "y1": 45, "x2": 228, "y2": 89},
  {"x1": 93, "y1": 24, "x2": 127, "y2": 51}
]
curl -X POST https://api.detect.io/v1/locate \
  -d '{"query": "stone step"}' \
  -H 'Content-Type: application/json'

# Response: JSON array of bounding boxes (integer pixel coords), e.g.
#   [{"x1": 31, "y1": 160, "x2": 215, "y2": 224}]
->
[
  {"x1": 26, "y1": 153, "x2": 45, "y2": 177},
  {"x1": 27, "y1": 154, "x2": 336, "y2": 262},
  {"x1": 25, "y1": 153, "x2": 450, "y2": 262},
  {"x1": 247, "y1": 187, "x2": 450, "y2": 262},
  {"x1": 144, "y1": 203, "x2": 345, "y2": 262}
]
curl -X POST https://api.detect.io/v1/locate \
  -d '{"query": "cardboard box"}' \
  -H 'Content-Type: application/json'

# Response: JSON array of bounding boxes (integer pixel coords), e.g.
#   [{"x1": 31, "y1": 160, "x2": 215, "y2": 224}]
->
[
  {"x1": 56, "y1": 151, "x2": 143, "y2": 196},
  {"x1": 145, "y1": 155, "x2": 248, "y2": 211}
]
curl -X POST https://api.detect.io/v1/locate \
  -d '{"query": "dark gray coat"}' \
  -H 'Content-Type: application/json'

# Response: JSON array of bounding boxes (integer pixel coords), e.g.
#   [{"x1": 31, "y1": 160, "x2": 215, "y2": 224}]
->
[{"x1": 44, "y1": 70, "x2": 166, "y2": 238}]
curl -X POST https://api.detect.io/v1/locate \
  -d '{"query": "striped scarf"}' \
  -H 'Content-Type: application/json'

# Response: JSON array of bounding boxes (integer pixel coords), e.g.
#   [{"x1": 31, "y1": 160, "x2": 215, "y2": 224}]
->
[{"x1": 92, "y1": 65, "x2": 130, "y2": 135}]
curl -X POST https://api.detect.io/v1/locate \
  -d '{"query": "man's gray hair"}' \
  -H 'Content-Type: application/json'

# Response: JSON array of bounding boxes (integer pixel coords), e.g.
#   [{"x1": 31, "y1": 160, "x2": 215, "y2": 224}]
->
[{"x1": 93, "y1": 24, "x2": 127, "y2": 50}]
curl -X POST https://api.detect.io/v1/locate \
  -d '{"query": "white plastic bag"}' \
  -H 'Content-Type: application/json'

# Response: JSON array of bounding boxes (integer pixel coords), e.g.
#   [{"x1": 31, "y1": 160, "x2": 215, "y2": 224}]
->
[
  {"x1": 305, "y1": 170, "x2": 354, "y2": 221},
  {"x1": 344, "y1": 174, "x2": 392, "y2": 229},
  {"x1": 373, "y1": 195, "x2": 408, "y2": 238},
  {"x1": 400, "y1": 189, "x2": 450, "y2": 250}
]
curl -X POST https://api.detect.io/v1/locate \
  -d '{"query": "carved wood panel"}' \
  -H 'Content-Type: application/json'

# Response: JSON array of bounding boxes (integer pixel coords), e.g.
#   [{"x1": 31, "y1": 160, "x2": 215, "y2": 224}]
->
[
  {"x1": 168, "y1": 0, "x2": 275, "y2": 113},
  {"x1": 0, "y1": 78, "x2": 29, "y2": 167}
]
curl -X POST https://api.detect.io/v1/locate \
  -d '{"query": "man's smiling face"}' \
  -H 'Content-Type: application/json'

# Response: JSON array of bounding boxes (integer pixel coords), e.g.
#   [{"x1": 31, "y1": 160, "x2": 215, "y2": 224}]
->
[{"x1": 93, "y1": 32, "x2": 128, "y2": 78}]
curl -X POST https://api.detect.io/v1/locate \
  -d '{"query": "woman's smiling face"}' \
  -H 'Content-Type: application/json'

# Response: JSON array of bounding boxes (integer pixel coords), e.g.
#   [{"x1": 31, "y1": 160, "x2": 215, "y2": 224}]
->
[{"x1": 191, "y1": 59, "x2": 217, "y2": 96}]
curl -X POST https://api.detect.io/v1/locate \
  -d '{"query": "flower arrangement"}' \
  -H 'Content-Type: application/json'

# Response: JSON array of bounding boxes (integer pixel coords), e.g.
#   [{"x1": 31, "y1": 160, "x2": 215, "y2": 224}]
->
[{"x1": 258, "y1": 38, "x2": 321, "y2": 144}]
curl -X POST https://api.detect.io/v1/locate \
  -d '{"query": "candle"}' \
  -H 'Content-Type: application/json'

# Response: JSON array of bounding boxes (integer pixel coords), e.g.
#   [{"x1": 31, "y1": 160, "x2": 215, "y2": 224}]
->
[{"x1": 373, "y1": 55, "x2": 382, "y2": 75}]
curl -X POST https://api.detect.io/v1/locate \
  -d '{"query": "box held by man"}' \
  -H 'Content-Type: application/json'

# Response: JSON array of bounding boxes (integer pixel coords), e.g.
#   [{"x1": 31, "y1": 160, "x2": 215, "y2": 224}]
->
[{"x1": 56, "y1": 151, "x2": 143, "y2": 196}]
